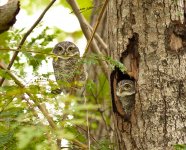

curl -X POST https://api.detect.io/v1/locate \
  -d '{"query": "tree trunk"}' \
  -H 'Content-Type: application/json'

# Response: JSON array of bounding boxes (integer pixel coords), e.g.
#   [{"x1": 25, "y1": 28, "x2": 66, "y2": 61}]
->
[{"x1": 108, "y1": 0, "x2": 186, "y2": 149}]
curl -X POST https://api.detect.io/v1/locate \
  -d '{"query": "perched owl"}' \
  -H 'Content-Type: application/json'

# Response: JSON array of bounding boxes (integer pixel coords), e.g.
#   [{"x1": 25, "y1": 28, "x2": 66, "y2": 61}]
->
[
  {"x1": 52, "y1": 41, "x2": 86, "y2": 95},
  {"x1": 116, "y1": 80, "x2": 135, "y2": 119}
]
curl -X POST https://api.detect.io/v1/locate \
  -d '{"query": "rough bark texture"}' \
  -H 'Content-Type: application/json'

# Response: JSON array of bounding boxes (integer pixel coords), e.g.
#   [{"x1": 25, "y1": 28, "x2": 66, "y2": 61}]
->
[
  {"x1": 108, "y1": 0, "x2": 186, "y2": 149},
  {"x1": 0, "y1": 0, "x2": 20, "y2": 34}
]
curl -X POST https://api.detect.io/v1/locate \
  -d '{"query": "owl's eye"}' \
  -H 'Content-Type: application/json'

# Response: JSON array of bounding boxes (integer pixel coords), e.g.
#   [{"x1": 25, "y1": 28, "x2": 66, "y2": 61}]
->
[
  {"x1": 68, "y1": 47, "x2": 74, "y2": 51},
  {"x1": 57, "y1": 46, "x2": 63, "y2": 51},
  {"x1": 67, "y1": 45, "x2": 76, "y2": 52}
]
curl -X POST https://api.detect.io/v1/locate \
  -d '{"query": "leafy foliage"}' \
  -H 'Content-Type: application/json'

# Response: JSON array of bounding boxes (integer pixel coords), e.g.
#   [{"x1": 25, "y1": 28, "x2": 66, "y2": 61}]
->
[
  {"x1": 92, "y1": 139, "x2": 114, "y2": 150},
  {"x1": 60, "y1": 0, "x2": 94, "y2": 20},
  {"x1": 0, "y1": 0, "x2": 115, "y2": 149},
  {"x1": 174, "y1": 144, "x2": 186, "y2": 150}
]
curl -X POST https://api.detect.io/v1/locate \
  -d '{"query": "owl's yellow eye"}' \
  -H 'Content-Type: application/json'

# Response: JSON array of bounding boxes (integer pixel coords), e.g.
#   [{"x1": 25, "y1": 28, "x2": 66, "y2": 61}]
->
[
  {"x1": 57, "y1": 46, "x2": 63, "y2": 51},
  {"x1": 68, "y1": 47, "x2": 73, "y2": 51},
  {"x1": 67, "y1": 45, "x2": 75, "y2": 52}
]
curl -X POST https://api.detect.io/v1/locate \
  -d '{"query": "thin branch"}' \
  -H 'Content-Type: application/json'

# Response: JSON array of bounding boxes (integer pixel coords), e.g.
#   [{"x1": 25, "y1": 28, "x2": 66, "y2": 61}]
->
[
  {"x1": 87, "y1": 24, "x2": 108, "y2": 50},
  {"x1": 0, "y1": 64, "x2": 88, "y2": 150},
  {"x1": 0, "y1": 63, "x2": 57, "y2": 128},
  {"x1": 0, "y1": 48, "x2": 52, "y2": 54},
  {"x1": 21, "y1": 95, "x2": 39, "y2": 118},
  {"x1": 70, "y1": 3, "x2": 108, "y2": 51},
  {"x1": 0, "y1": 48, "x2": 58, "y2": 58},
  {"x1": 90, "y1": 89, "x2": 110, "y2": 132},
  {"x1": 75, "y1": 125, "x2": 98, "y2": 143},
  {"x1": 66, "y1": 0, "x2": 109, "y2": 77},
  {"x1": 84, "y1": 0, "x2": 109, "y2": 55},
  {"x1": 0, "y1": 0, "x2": 56, "y2": 86},
  {"x1": 0, "y1": 48, "x2": 82, "y2": 60},
  {"x1": 83, "y1": 96, "x2": 90, "y2": 149}
]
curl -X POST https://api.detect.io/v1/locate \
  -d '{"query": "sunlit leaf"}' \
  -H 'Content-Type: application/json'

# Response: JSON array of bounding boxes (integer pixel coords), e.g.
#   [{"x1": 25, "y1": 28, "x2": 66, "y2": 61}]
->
[
  {"x1": 0, "y1": 131, "x2": 14, "y2": 147},
  {"x1": 60, "y1": 0, "x2": 93, "y2": 20},
  {"x1": 16, "y1": 126, "x2": 45, "y2": 149}
]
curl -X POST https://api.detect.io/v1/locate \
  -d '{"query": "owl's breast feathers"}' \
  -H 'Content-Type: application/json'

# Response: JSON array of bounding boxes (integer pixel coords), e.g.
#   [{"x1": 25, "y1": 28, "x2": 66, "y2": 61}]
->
[
  {"x1": 53, "y1": 56, "x2": 86, "y2": 93},
  {"x1": 119, "y1": 95, "x2": 135, "y2": 113}
]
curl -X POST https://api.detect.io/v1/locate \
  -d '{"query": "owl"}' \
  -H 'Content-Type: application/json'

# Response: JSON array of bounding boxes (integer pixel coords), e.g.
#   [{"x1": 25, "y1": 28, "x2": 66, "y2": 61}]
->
[
  {"x1": 116, "y1": 80, "x2": 135, "y2": 119},
  {"x1": 52, "y1": 41, "x2": 86, "y2": 95}
]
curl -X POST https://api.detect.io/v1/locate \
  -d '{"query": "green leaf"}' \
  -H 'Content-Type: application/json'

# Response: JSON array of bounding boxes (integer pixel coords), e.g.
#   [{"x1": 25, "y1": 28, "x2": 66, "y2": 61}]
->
[
  {"x1": 63, "y1": 126, "x2": 86, "y2": 142},
  {"x1": 105, "y1": 56, "x2": 127, "y2": 72},
  {"x1": 174, "y1": 144, "x2": 186, "y2": 150},
  {"x1": 60, "y1": 0, "x2": 93, "y2": 20},
  {"x1": 16, "y1": 126, "x2": 45, "y2": 149},
  {"x1": 0, "y1": 131, "x2": 14, "y2": 147},
  {"x1": 92, "y1": 139, "x2": 114, "y2": 150},
  {"x1": 0, "y1": 107, "x2": 24, "y2": 119},
  {"x1": 0, "y1": 70, "x2": 11, "y2": 80}
]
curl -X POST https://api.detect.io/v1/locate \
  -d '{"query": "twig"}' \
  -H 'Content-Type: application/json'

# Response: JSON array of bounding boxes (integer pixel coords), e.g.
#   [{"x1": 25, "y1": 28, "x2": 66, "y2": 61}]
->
[
  {"x1": 0, "y1": 48, "x2": 58, "y2": 58},
  {"x1": 87, "y1": 24, "x2": 108, "y2": 50},
  {"x1": 70, "y1": 3, "x2": 108, "y2": 51},
  {"x1": 0, "y1": 0, "x2": 56, "y2": 86},
  {"x1": 21, "y1": 95, "x2": 39, "y2": 118},
  {"x1": 66, "y1": 0, "x2": 109, "y2": 77},
  {"x1": 0, "y1": 48, "x2": 82, "y2": 60},
  {"x1": 0, "y1": 63, "x2": 57, "y2": 128},
  {"x1": 83, "y1": 96, "x2": 90, "y2": 149},
  {"x1": 75, "y1": 125, "x2": 98, "y2": 143},
  {"x1": 90, "y1": 89, "x2": 110, "y2": 132},
  {"x1": 84, "y1": 0, "x2": 109, "y2": 55},
  {"x1": 0, "y1": 64, "x2": 88, "y2": 150}
]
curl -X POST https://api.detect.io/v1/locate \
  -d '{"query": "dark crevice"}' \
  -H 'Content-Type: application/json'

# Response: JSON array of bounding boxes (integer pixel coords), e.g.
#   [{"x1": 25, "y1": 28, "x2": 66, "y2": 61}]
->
[
  {"x1": 184, "y1": 0, "x2": 186, "y2": 24},
  {"x1": 165, "y1": 20, "x2": 186, "y2": 53},
  {"x1": 110, "y1": 33, "x2": 139, "y2": 121}
]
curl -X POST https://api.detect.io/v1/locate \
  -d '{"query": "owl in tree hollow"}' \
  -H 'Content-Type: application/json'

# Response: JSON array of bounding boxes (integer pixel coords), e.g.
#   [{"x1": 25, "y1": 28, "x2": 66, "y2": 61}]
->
[
  {"x1": 116, "y1": 80, "x2": 135, "y2": 119},
  {"x1": 52, "y1": 41, "x2": 86, "y2": 95}
]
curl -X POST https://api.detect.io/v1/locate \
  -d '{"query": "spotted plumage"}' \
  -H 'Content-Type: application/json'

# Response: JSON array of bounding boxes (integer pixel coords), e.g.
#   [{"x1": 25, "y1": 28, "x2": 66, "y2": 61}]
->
[
  {"x1": 52, "y1": 41, "x2": 86, "y2": 94},
  {"x1": 116, "y1": 80, "x2": 135, "y2": 116}
]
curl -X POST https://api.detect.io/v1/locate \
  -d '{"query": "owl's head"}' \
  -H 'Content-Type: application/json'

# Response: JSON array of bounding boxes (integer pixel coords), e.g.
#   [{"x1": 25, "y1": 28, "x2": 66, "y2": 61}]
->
[
  {"x1": 53, "y1": 41, "x2": 80, "y2": 58},
  {"x1": 116, "y1": 80, "x2": 135, "y2": 97}
]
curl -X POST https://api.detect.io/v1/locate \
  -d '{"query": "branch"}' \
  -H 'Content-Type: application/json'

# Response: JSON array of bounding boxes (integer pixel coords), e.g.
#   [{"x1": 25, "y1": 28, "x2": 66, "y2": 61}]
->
[
  {"x1": 0, "y1": 63, "x2": 57, "y2": 129},
  {"x1": 0, "y1": 0, "x2": 56, "y2": 86},
  {"x1": 0, "y1": 48, "x2": 57, "y2": 58},
  {"x1": 66, "y1": 0, "x2": 109, "y2": 77},
  {"x1": 0, "y1": 63, "x2": 88, "y2": 149},
  {"x1": 21, "y1": 95, "x2": 39, "y2": 118},
  {"x1": 75, "y1": 125, "x2": 98, "y2": 143},
  {"x1": 0, "y1": 48, "x2": 79, "y2": 60},
  {"x1": 84, "y1": 0, "x2": 109, "y2": 55},
  {"x1": 87, "y1": 24, "x2": 108, "y2": 50}
]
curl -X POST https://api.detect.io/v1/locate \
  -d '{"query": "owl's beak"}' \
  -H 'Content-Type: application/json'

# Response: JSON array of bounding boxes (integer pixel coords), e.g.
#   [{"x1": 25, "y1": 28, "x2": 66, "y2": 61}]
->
[{"x1": 64, "y1": 51, "x2": 67, "y2": 56}]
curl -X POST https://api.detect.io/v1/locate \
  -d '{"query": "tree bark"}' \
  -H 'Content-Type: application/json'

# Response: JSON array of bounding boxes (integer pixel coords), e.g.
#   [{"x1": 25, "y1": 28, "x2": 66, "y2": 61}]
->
[
  {"x1": 0, "y1": 0, "x2": 20, "y2": 34},
  {"x1": 108, "y1": 0, "x2": 186, "y2": 149}
]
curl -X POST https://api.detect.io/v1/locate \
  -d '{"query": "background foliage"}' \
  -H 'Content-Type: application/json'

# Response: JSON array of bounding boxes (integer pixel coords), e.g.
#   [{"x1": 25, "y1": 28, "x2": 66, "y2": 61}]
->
[
  {"x1": 1, "y1": 0, "x2": 185, "y2": 150},
  {"x1": 0, "y1": 0, "x2": 112, "y2": 149}
]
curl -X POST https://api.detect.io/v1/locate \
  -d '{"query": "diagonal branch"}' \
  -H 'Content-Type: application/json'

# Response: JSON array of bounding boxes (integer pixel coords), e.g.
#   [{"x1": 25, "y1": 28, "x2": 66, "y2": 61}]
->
[
  {"x1": 0, "y1": 48, "x2": 58, "y2": 58},
  {"x1": 0, "y1": 0, "x2": 56, "y2": 86},
  {"x1": 0, "y1": 63, "x2": 88, "y2": 149},
  {"x1": 84, "y1": 0, "x2": 109, "y2": 55},
  {"x1": 0, "y1": 63, "x2": 57, "y2": 129},
  {"x1": 66, "y1": 0, "x2": 109, "y2": 77},
  {"x1": 87, "y1": 24, "x2": 108, "y2": 50}
]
